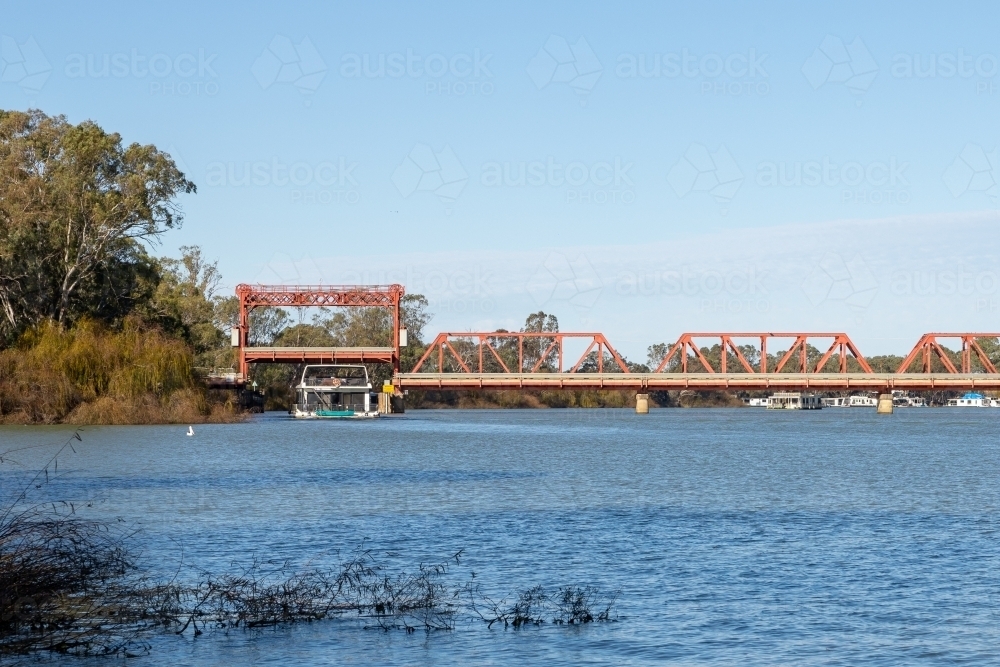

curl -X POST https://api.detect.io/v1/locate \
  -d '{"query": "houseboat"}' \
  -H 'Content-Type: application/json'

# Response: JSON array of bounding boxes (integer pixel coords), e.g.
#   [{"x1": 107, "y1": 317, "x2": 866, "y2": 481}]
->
[
  {"x1": 293, "y1": 364, "x2": 378, "y2": 419},
  {"x1": 822, "y1": 396, "x2": 849, "y2": 408},
  {"x1": 946, "y1": 392, "x2": 999, "y2": 408},
  {"x1": 744, "y1": 397, "x2": 769, "y2": 407},
  {"x1": 767, "y1": 392, "x2": 823, "y2": 410},
  {"x1": 892, "y1": 390, "x2": 927, "y2": 407},
  {"x1": 848, "y1": 394, "x2": 878, "y2": 408}
]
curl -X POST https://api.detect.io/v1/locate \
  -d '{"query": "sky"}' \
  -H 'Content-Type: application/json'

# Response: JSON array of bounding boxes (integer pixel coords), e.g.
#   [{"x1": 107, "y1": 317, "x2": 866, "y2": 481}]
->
[{"x1": 3, "y1": 1, "x2": 999, "y2": 360}]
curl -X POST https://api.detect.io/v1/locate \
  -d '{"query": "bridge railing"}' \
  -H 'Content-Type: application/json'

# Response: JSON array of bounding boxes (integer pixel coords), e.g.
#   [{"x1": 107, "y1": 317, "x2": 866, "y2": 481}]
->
[{"x1": 409, "y1": 332, "x2": 631, "y2": 374}]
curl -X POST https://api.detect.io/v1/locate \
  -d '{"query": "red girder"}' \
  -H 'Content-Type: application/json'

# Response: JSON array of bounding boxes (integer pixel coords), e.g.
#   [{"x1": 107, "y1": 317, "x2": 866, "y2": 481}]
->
[
  {"x1": 897, "y1": 333, "x2": 1000, "y2": 374},
  {"x1": 654, "y1": 332, "x2": 874, "y2": 374},
  {"x1": 410, "y1": 332, "x2": 631, "y2": 374},
  {"x1": 235, "y1": 284, "x2": 403, "y2": 378},
  {"x1": 236, "y1": 283, "x2": 403, "y2": 308}
]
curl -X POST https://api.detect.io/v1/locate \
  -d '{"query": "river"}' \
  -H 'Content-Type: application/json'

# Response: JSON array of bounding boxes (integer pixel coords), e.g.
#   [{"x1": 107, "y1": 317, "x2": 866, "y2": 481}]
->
[{"x1": 2, "y1": 408, "x2": 1000, "y2": 665}]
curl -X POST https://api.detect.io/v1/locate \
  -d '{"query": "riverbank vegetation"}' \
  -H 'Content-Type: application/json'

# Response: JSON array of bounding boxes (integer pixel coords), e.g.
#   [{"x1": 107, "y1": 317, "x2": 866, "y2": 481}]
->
[{"x1": 0, "y1": 109, "x2": 246, "y2": 424}]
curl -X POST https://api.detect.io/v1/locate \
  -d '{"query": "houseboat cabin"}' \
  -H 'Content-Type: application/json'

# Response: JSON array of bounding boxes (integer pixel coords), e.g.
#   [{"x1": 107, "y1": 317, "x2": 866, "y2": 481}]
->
[
  {"x1": 766, "y1": 392, "x2": 823, "y2": 410},
  {"x1": 293, "y1": 365, "x2": 378, "y2": 419}
]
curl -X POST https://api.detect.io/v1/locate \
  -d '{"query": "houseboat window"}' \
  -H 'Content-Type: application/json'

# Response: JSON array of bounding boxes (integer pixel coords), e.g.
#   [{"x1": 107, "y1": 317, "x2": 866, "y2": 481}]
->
[{"x1": 302, "y1": 366, "x2": 369, "y2": 387}]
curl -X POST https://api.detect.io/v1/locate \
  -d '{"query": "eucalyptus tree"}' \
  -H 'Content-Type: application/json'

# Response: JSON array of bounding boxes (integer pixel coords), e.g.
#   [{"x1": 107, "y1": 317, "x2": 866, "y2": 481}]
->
[{"x1": 0, "y1": 109, "x2": 194, "y2": 343}]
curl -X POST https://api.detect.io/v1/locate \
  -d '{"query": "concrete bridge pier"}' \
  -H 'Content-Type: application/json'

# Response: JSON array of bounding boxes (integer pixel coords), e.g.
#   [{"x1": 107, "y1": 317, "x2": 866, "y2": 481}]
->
[
  {"x1": 877, "y1": 393, "x2": 894, "y2": 414},
  {"x1": 636, "y1": 393, "x2": 649, "y2": 414}
]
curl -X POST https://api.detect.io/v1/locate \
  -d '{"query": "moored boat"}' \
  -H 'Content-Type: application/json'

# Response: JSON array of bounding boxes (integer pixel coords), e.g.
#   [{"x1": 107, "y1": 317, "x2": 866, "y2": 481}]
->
[
  {"x1": 293, "y1": 364, "x2": 378, "y2": 419},
  {"x1": 848, "y1": 394, "x2": 877, "y2": 408},
  {"x1": 946, "y1": 392, "x2": 995, "y2": 408},
  {"x1": 767, "y1": 392, "x2": 823, "y2": 410}
]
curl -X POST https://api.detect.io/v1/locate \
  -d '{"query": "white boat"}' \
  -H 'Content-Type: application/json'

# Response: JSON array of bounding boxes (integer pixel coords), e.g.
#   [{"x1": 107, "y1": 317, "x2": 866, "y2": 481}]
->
[
  {"x1": 946, "y1": 392, "x2": 996, "y2": 408},
  {"x1": 293, "y1": 365, "x2": 378, "y2": 419},
  {"x1": 767, "y1": 392, "x2": 822, "y2": 410},
  {"x1": 892, "y1": 390, "x2": 926, "y2": 407},
  {"x1": 848, "y1": 394, "x2": 878, "y2": 408},
  {"x1": 822, "y1": 396, "x2": 849, "y2": 408},
  {"x1": 745, "y1": 397, "x2": 769, "y2": 407}
]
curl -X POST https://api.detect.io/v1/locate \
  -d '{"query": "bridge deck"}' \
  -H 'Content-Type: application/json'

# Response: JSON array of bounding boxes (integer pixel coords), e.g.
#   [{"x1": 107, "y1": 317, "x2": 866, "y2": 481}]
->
[
  {"x1": 394, "y1": 372, "x2": 1000, "y2": 391},
  {"x1": 243, "y1": 346, "x2": 395, "y2": 365}
]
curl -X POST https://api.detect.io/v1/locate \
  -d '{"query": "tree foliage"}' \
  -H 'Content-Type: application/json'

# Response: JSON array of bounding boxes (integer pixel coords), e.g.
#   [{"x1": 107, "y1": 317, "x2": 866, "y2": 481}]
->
[{"x1": 0, "y1": 109, "x2": 195, "y2": 343}]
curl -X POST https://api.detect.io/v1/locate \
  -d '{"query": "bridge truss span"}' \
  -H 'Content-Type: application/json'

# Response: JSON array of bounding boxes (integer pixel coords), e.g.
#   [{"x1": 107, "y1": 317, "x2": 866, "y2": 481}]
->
[
  {"x1": 397, "y1": 331, "x2": 1000, "y2": 392},
  {"x1": 898, "y1": 333, "x2": 1000, "y2": 374},
  {"x1": 656, "y1": 332, "x2": 872, "y2": 374},
  {"x1": 410, "y1": 331, "x2": 630, "y2": 375}
]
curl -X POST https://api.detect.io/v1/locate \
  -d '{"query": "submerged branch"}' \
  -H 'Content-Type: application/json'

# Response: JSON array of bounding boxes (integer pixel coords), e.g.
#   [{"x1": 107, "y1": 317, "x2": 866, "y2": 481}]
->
[{"x1": 1, "y1": 437, "x2": 618, "y2": 657}]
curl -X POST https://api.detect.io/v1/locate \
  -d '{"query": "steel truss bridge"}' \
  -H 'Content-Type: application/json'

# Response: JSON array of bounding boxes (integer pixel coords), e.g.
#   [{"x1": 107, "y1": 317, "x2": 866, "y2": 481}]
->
[{"x1": 231, "y1": 284, "x2": 1000, "y2": 392}]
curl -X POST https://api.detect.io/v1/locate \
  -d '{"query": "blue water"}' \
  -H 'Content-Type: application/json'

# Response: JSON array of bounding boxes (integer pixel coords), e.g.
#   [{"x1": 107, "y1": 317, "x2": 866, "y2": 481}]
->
[{"x1": 3, "y1": 408, "x2": 1000, "y2": 665}]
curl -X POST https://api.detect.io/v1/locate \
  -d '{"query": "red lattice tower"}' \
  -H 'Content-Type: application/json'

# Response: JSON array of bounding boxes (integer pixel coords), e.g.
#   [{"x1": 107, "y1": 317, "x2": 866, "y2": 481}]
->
[{"x1": 235, "y1": 284, "x2": 404, "y2": 378}]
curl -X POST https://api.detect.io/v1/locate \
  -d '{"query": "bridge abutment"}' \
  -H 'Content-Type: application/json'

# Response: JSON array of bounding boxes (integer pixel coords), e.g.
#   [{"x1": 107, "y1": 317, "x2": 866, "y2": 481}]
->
[{"x1": 635, "y1": 393, "x2": 649, "y2": 414}]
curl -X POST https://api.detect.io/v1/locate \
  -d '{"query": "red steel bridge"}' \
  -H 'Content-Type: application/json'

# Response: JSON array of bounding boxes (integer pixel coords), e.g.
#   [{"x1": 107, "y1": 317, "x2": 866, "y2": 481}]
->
[{"x1": 230, "y1": 284, "x2": 1000, "y2": 392}]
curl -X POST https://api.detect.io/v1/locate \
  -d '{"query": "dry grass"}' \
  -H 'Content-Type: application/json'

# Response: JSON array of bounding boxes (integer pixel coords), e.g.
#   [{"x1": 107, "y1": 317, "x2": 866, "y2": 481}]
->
[
  {"x1": 63, "y1": 389, "x2": 243, "y2": 425},
  {"x1": 0, "y1": 319, "x2": 244, "y2": 424}
]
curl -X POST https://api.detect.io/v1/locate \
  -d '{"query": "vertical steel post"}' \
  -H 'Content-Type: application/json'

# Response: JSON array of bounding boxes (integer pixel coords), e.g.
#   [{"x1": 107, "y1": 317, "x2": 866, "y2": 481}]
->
[{"x1": 392, "y1": 289, "x2": 401, "y2": 375}]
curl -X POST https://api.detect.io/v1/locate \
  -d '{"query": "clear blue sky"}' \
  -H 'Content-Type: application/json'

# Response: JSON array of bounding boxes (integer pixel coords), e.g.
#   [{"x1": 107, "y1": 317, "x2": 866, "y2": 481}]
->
[{"x1": 4, "y1": 1, "x2": 999, "y2": 358}]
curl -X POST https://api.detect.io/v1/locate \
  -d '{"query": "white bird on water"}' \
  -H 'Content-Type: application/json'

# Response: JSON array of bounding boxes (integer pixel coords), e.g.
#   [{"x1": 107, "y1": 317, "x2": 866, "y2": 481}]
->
[{"x1": 186, "y1": 426, "x2": 194, "y2": 437}]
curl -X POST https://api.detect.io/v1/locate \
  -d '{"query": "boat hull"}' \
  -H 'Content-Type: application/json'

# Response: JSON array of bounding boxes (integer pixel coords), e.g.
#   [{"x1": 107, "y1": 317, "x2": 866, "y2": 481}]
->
[{"x1": 293, "y1": 408, "x2": 378, "y2": 419}]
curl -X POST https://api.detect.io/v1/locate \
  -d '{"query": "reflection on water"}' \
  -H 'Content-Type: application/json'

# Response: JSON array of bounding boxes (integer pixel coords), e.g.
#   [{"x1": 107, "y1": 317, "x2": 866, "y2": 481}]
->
[{"x1": 3, "y1": 408, "x2": 1000, "y2": 665}]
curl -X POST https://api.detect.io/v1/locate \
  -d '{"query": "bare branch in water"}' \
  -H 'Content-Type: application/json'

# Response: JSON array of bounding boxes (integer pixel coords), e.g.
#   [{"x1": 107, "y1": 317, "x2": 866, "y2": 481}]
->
[{"x1": 1, "y1": 436, "x2": 618, "y2": 657}]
